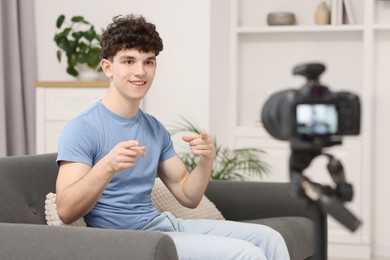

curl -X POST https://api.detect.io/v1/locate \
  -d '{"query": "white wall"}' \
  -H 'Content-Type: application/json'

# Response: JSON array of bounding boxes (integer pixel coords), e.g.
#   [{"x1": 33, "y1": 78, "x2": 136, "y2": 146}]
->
[
  {"x1": 209, "y1": 0, "x2": 230, "y2": 146},
  {"x1": 34, "y1": 0, "x2": 211, "y2": 130}
]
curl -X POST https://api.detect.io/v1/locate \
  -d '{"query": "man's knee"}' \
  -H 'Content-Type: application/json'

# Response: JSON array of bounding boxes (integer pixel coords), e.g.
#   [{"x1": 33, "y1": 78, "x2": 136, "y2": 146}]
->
[{"x1": 169, "y1": 233, "x2": 267, "y2": 260}]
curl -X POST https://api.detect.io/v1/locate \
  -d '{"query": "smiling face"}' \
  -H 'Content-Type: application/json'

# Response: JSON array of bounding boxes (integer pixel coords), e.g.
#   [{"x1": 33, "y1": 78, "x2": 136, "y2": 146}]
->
[{"x1": 101, "y1": 48, "x2": 157, "y2": 105}]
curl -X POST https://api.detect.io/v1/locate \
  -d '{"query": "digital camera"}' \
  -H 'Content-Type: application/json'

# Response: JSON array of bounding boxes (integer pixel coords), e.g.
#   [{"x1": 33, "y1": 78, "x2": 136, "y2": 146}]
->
[
  {"x1": 261, "y1": 63, "x2": 360, "y2": 149},
  {"x1": 261, "y1": 63, "x2": 362, "y2": 235}
]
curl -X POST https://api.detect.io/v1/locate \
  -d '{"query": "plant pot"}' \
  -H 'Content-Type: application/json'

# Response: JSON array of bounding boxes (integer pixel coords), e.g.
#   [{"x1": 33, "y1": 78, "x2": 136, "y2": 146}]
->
[{"x1": 77, "y1": 64, "x2": 100, "y2": 81}]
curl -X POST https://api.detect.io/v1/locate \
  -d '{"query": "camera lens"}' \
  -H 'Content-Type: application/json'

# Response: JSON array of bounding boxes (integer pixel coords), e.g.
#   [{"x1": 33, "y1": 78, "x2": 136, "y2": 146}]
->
[{"x1": 261, "y1": 89, "x2": 296, "y2": 141}]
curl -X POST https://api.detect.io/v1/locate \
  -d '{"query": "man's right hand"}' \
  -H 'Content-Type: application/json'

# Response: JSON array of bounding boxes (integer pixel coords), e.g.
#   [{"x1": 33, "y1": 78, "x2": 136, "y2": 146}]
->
[{"x1": 105, "y1": 140, "x2": 146, "y2": 173}]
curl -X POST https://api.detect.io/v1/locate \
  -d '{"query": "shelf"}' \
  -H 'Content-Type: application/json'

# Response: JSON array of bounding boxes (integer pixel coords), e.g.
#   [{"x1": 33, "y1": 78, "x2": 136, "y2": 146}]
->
[
  {"x1": 373, "y1": 24, "x2": 390, "y2": 31},
  {"x1": 35, "y1": 81, "x2": 109, "y2": 88},
  {"x1": 237, "y1": 25, "x2": 364, "y2": 34}
]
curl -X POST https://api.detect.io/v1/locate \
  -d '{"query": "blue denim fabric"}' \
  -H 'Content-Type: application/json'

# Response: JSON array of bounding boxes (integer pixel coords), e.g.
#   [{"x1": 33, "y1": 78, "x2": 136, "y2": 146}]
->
[{"x1": 142, "y1": 212, "x2": 290, "y2": 260}]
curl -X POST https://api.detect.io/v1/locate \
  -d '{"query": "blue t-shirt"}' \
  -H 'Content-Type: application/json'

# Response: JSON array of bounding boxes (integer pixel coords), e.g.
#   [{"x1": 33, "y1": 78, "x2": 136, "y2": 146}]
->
[{"x1": 57, "y1": 101, "x2": 176, "y2": 230}]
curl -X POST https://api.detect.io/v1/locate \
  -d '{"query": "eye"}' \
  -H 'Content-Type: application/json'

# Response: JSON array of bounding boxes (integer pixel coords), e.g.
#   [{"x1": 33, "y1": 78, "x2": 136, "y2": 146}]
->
[
  {"x1": 124, "y1": 59, "x2": 134, "y2": 65},
  {"x1": 145, "y1": 60, "x2": 155, "y2": 66}
]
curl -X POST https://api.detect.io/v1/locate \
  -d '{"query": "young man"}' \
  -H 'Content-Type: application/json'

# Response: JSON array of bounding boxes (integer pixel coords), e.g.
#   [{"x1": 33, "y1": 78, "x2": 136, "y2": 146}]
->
[{"x1": 56, "y1": 14, "x2": 290, "y2": 260}]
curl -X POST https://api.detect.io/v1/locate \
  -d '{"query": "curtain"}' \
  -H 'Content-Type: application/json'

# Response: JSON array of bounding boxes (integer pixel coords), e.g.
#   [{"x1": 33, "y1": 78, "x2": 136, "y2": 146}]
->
[{"x1": 0, "y1": 0, "x2": 37, "y2": 156}]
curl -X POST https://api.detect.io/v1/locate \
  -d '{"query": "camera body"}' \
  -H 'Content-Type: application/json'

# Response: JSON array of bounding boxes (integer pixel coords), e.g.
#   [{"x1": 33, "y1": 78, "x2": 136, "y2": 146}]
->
[{"x1": 261, "y1": 63, "x2": 360, "y2": 149}]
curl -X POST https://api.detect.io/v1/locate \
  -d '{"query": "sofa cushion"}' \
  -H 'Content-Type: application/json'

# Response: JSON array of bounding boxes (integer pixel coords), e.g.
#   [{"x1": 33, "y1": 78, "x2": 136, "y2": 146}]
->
[
  {"x1": 242, "y1": 216, "x2": 314, "y2": 260},
  {"x1": 151, "y1": 178, "x2": 225, "y2": 220}
]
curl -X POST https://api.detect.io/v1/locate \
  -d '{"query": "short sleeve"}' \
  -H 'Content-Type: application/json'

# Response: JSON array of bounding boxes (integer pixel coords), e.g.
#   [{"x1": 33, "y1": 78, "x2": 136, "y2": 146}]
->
[
  {"x1": 56, "y1": 118, "x2": 97, "y2": 166},
  {"x1": 159, "y1": 124, "x2": 176, "y2": 163}
]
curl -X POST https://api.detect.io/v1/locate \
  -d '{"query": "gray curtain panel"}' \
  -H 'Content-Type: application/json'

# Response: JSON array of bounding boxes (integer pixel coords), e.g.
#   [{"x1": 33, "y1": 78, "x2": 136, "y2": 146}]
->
[{"x1": 0, "y1": 0, "x2": 37, "y2": 156}]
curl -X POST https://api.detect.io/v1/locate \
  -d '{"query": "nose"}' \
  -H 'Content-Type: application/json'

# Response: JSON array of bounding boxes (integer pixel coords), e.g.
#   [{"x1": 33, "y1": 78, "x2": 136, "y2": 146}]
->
[{"x1": 134, "y1": 62, "x2": 146, "y2": 76}]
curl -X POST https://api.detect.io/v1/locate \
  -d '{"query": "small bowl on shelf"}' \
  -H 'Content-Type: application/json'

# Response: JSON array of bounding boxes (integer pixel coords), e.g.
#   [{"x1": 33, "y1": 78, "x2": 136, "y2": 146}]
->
[{"x1": 267, "y1": 12, "x2": 296, "y2": 26}]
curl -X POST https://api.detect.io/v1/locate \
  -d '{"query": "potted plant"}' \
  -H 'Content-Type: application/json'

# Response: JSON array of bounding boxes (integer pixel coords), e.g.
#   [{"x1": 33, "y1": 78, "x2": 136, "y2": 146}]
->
[
  {"x1": 54, "y1": 14, "x2": 102, "y2": 79},
  {"x1": 169, "y1": 117, "x2": 271, "y2": 181}
]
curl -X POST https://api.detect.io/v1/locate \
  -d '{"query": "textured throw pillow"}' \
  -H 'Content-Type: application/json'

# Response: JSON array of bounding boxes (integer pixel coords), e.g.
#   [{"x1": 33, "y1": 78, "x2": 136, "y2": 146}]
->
[
  {"x1": 45, "y1": 192, "x2": 87, "y2": 227},
  {"x1": 151, "y1": 178, "x2": 225, "y2": 220},
  {"x1": 45, "y1": 179, "x2": 225, "y2": 226}
]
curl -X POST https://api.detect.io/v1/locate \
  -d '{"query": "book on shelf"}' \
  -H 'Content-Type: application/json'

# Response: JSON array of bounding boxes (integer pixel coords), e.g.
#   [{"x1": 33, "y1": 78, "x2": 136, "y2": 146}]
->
[
  {"x1": 330, "y1": 0, "x2": 356, "y2": 25},
  {"x1": 338, "y1": 0, "x2": 344, "y2": 24},
  {"x1": 331, "y1": 0, "x2": 338, "y2": 25},
  {"x1": 343, "y1": 0, "x2": 356, "y2": 24}
]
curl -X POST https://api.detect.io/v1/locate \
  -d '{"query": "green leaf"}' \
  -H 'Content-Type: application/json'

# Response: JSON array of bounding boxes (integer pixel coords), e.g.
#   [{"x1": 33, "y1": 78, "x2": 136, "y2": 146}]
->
[
  {"x1": 77, "y1": 42, "x2": 88, "y2": 52},
  {"x1": 54, "y1": 28, "x2": 72, "y2": 44},
  {"x1": 72, "y1": 31, "x2": 84, "y2": 40},
  {"x1": 68, "y1": 40, "x2": 79, "y2": 53},
  {"x1": 56, "y1": 15, "x2": 65, "y2": 29},
  {"x1": 68, "y1": 54, "x2": 77, "y2": 67},
  {"x1": 56, "y1": 38, "x2": 70, "y2": 52},
  {"x1": 56, "y1": 50, "x2": 62, "y2": 62},
  {"x1": 84, "y1": 27, "x2": 97, "y2": 41},
  {"x1": 71, "y1": 16, "x2": 89, "y2": 24},
  {"x1": 76, "y1": 52, "x2": 88, "y2": 63},
  {"x1": 87, "y1": 48, "x2": 101, "y2": 68},
  {"x1": 66, "y1": 65, "x2": 78, "y2": 77},
  {"x1": 61, "y1": 28, "x2": 72, "y2": 38}
]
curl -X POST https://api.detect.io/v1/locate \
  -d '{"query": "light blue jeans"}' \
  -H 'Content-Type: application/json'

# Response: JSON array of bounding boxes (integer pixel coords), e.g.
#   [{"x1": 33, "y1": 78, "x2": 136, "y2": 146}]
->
[{"x1": 142, "y1": 212, "x2": 290, "y2": 260}]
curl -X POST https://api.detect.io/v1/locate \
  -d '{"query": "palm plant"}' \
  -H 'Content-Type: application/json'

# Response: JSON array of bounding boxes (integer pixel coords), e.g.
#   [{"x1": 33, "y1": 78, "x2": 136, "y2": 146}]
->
[{"x1": 169, "y1": 118, "x2": 271, "y2": 181}]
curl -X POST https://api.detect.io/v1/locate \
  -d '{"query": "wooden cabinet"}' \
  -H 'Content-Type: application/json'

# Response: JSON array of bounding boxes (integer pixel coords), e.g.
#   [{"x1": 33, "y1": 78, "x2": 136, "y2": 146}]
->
[
  {"x1": 228, "y1": 0, "x2": 390, "y2": 257},
  {"x1": 35, "y1": 81, "x2": 109, "y2": 154}
]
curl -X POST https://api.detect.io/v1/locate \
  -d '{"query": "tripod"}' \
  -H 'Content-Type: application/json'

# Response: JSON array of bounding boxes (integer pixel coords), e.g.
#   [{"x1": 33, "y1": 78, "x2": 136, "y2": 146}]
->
[{"x1": 289, "y1": 147, "x2": 361, "y2": 260}]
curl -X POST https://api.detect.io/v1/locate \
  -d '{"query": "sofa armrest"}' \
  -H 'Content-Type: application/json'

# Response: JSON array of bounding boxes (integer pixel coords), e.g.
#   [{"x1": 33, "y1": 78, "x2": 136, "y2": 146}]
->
[
  {"x1": 0, "y1": 223, "x2": 178, "y2": 260},
  {"x1": 205, "y1": 181, "x2": 328, "y2": 260},
  {"x1": 205, "y1": 180, "x2": 324, "y2": 222},
  {"x1": 205, "y1": 180, "x2": 327, "y2": 259}
]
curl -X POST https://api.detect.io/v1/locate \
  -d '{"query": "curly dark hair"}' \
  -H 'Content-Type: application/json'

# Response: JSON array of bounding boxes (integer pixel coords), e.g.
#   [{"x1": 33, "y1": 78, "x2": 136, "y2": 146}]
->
[{"x1": 100, "y1": 14, "x2": 163, "y2": 60}]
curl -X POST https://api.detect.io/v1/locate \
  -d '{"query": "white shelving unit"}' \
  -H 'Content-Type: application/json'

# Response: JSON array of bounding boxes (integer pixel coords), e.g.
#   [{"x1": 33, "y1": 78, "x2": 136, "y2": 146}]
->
[
  {"x1": 228, "y1": 0, "x2": 390, "y2": 258},
  {"x1": 35, "y1": 81, "x2": 109, "y2": 154}
]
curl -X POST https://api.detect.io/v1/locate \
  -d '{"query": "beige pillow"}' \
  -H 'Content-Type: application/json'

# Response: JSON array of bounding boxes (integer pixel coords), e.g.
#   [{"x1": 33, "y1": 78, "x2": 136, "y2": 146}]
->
[
  {"x1": 45, "y1": 179, "x2": 224, "y2": 227},
  {"x1": 45, "y1": 192, "x2": 87, "y2": 227},
  {"x1": 151, "y1": 178, "x2": 225, "y2": 220}
]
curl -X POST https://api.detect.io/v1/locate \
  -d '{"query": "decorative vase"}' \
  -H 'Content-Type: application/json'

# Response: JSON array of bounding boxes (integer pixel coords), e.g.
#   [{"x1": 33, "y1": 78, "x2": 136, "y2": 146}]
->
[{"x1": 315, "y1": 1, "x2": 330, "y2": 25}]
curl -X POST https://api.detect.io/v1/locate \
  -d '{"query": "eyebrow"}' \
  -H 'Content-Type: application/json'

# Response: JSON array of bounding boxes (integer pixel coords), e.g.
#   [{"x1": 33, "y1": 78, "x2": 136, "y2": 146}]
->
[{"x1": 119, "y1": 55, "x2": 156, "y2": 61}]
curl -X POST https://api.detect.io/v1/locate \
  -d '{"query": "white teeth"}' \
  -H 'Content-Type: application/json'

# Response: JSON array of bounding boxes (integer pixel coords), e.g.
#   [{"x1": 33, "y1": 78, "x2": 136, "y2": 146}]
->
[{"x1": 132, "y1": 81, "x2": 145, "y2": 85}]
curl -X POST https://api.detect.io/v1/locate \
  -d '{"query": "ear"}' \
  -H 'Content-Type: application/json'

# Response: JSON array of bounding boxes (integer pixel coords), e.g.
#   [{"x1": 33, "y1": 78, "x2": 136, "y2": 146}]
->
[{"x1": 100, "y1": 59, "x2": 113, "y2": 77}]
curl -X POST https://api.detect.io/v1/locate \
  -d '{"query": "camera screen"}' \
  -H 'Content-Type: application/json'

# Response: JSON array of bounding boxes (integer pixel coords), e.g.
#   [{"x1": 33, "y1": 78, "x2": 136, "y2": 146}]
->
[{"x1": 296, "y1": 104, "x2": 338, "y2": 135}]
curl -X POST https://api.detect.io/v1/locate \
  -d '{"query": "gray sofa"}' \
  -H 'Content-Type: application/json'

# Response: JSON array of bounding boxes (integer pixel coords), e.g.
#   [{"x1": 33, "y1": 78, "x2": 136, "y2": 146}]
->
[{"x1": 0, "y1": 153, "x2": 327, "y2": 260}]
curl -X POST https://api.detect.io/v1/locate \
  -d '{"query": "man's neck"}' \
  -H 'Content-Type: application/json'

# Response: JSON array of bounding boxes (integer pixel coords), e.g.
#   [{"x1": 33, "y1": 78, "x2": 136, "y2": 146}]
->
[{"x1": 101, "y1": 93, "x2": 140, "y2": 118}]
